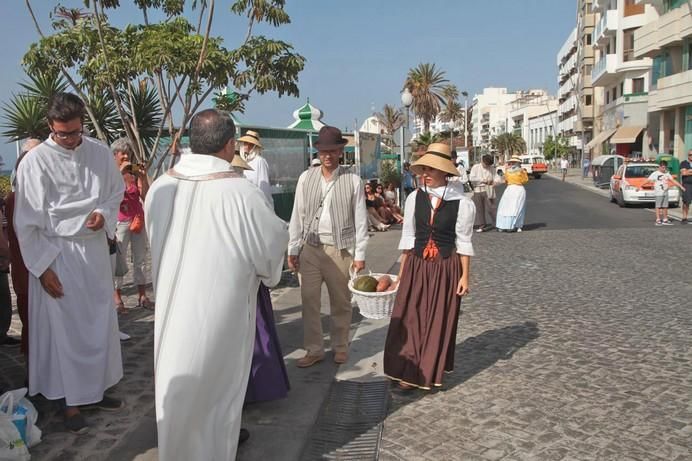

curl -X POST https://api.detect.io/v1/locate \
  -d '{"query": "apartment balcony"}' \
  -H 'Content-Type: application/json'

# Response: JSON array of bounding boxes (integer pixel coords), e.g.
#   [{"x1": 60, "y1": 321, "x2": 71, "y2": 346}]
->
[
  {"x1": 593, "y1": 10, "x2": 618, "y2": 46},
  {"x1": 582, "y1": 45, "x2": 594, "y2": 60},
  {"x1": 579, "y1": 73, "x2": 593, "y2": 91},
  {"x1": 624, "y1": 2, "x2": 644, "y2": 17},
  {"x1": 649, "y1": 69, "x2": 692, "y2": 112},
  {"x1": 582, "y1": 13, "x2": 596, "y2": 28},
  {"x1": 592, "y1": 53, "x2": 618, "y2": 86},
  {"x1": 634, "y1": 2, "x2": 692, "y2": 59}
]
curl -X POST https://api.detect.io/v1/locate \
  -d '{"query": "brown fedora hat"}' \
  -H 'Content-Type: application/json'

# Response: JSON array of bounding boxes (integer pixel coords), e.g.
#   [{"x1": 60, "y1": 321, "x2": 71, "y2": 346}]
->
[{"x1": 314, "y1": 126, "x2": 348, "y2": 150}]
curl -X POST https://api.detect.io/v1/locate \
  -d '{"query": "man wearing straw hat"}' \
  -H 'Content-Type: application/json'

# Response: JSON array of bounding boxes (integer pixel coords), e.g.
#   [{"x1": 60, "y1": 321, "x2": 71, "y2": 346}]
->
[
  {"x1": 287, "y1": 126, "x2": 369, "y2": 367},
  {"x1": 238, "y1": 130, "x2": 274, "y2": 205}
]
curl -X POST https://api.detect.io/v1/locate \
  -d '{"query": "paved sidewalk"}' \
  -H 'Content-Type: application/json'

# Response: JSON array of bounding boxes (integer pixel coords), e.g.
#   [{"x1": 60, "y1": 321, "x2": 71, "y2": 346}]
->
[
  {"x1": 0, "y1": 227, "x2": 404, "y2": 460},
  {"x1": 548, "y1": 167, "x2": 686, "y2": 221}
]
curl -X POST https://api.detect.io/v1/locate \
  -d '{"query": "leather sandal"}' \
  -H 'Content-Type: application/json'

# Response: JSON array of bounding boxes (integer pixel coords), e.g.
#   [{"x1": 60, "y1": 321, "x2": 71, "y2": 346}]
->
[{"x1": 296, "y1": 353, "x2": 325, "y2": 368}]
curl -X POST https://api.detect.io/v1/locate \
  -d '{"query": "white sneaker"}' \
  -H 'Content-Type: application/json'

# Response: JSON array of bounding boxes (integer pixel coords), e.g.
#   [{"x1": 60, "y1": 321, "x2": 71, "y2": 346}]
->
[
  {"x1": 119, "y1": 331, "x2": 131, "y2": 341},
  {"x1": 516, "y1": 228, "x2": 522, "y2": 233},
  {"x1": 475, "y1": 227, "x2": 484, "y2": 233},
  {"x1": 662, "y1": 220, "x2": 673, "y2": 226}
]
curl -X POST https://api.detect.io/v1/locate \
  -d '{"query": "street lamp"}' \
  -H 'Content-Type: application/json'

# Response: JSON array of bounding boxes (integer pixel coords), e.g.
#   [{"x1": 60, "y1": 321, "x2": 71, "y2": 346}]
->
[
  {"x1": 461, "y1": 91, "x2": 469, "y2": 152},
  {"x1": 400, "y1": 87, "x2": 413, "y2": 206}
]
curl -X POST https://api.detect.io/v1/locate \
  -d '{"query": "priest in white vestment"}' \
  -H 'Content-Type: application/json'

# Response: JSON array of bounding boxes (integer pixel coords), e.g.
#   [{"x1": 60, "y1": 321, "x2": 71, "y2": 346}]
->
[
  {"x1": 145, "y1": 109, "x2": 288, "y2": 460},
  {"x1": 13, "y1": 93, "x2": 124, "y2": 433}
]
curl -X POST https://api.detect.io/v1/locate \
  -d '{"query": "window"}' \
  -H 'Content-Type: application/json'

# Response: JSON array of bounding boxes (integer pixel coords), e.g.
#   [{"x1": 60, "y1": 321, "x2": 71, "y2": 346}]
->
[
  {"x1": 585, "y1": 64, "x2": 592, "y2": 75},
  {"x1": 623, "y1": 30, "x2": 635, "y2": 61},
  {"x1": 612, "y1": 87, "x2": 617, "y2": 100},
  {"x1": 620, "y1": 82, "x2": 624, "y2": 96},
  {"x1": 606, "y1": 91, "x2": 610, "y2": 104},
  {"x1": 626, "y1": 165, "x2": 657, "y2": 178},
  {"x1": 586, "y1": 95, "x2": 593, "y2": 105},
  {"x1": 632, "y1": 78, "x2": 645, "y2": 94},
  {"x1": 586, "y1": 34, "x2": 592, "y2": 46}
]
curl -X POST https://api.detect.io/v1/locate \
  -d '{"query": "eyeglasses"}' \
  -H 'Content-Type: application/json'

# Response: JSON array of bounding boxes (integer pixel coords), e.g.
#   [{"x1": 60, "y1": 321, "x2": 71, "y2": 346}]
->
[{"x1": 52, "y1": 129, "x2": 83, "y2": 140}]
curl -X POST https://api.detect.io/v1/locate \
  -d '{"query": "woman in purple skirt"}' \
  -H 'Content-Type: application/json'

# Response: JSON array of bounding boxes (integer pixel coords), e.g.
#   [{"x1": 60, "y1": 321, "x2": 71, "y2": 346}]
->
[{"x1": 233, "y1": 133, "x2": 290, "y2": 403}]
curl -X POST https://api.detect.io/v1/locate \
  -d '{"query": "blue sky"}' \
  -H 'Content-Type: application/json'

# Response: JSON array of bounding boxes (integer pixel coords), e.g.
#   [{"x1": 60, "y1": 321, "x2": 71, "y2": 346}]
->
[{"x1": 0, "y1": 0, "x2": 576, "y2": 165}]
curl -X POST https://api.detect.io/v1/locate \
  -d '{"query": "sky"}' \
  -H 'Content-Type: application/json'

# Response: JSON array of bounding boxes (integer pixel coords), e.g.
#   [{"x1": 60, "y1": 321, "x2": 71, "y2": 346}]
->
[{"x1": 0, "y1": 0, "x2": 577, "y2": 166}]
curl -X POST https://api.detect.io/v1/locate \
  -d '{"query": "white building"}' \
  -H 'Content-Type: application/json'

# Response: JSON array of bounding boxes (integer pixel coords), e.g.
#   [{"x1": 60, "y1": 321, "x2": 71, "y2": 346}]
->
[
  {"x1": 528, "y1": 111, "x2": 558, "y2": 156},
  {"x1": 557, "y1": 27, "x2": 582, "y2": 158},
  {"x1": 588, "y1": 0, "x2": 658, "y2": 157},
  {"x1": 506, "y1": 90, "x2": 559, "y2": 154},
  {"x1": 471, "y1": 88, "x2": 522, "y2": 154},
  {"x1": 635, "y1": 0, "x2": 692, "y2": 159}
]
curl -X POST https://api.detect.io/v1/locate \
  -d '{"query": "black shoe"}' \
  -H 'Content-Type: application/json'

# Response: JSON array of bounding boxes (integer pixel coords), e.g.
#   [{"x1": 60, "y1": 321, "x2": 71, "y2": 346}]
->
[
  {"x1": 80, "y1": 396, "x2": 124, "y2": 412},
  {"x1": 0, "y1": 337, "x2": 21, "y2": 347},
  {"x1": 681, "y1": 219, "x2": 688, "y2": 224},
  {"x1": 239, "y1": 428, "x2": 250, "y2": 445},
  {"x1": 64, "y1": 412, "x2": 89, "y2": 434}
]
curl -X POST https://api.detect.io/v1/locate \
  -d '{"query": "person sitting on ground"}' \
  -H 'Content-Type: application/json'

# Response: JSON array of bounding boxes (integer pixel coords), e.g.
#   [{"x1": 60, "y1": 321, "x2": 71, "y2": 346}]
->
[
  {"x1": 364, "y1": 184, "x2": 390, "y2": 231},
  {"x1": 375, "y1": 183, "x2": 404, "y2": 223},
  {"x1": 383, "y1": 182, "x2": 404, "y2": 215}
]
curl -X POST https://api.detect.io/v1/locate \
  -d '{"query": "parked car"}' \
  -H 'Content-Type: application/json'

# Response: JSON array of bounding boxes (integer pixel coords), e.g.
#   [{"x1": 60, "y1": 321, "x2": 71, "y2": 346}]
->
[
  {"x1": 609, "y1": 162, "x2": 680, "y2": 207},
  {"x1": 496, "y1": 154, "x2": 548, "y2": 179}
]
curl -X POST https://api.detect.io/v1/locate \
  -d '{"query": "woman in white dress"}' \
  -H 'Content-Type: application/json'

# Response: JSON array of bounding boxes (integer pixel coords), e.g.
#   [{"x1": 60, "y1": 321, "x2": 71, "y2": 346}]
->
[{"x1": 496, "y1": 156, "x2": 529, "y2": 232}]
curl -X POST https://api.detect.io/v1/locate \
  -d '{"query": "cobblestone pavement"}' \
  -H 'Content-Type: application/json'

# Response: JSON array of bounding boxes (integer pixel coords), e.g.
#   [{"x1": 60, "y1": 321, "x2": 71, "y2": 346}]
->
[
  {"x1": 379, "y1": 178, "x2": 692, "y2": 460},
  {"x1": 0, "y1": 260, "x2": 297, "y2": 460}
]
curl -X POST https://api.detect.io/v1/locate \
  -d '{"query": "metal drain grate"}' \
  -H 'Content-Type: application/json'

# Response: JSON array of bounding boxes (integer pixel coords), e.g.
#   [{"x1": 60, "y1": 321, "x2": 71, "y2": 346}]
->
[{"x1": 300, "y1": 380, "x2": 389, "y2": 461}]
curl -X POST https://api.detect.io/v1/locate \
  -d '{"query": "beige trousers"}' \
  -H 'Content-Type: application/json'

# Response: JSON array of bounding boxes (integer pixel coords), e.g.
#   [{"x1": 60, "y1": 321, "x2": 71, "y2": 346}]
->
[{"x1": 299, "y1": 244, "x2": 353, "y2": 355}]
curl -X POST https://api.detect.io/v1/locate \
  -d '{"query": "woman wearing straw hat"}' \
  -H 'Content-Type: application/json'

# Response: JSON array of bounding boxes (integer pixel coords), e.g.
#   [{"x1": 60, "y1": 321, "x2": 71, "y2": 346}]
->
[
  {"x1": 239, "y1": 130, "x2": 274, "y2": 206},
  {"x1": 496, "y1": 156, "x2": 529, "y2": 233},
  {"x1": 233, "y1": 138, "x2": 290, "y2": 404},
  {"x1": 383, "y1": 143, "x2": 476, "y2": 390}
]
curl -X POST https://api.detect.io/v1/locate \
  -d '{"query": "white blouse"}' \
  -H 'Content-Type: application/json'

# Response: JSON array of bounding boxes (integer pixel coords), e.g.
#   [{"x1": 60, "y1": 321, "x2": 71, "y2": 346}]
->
[{"x1": 398, "y1": 183, "x2": 476, "y2": 256}]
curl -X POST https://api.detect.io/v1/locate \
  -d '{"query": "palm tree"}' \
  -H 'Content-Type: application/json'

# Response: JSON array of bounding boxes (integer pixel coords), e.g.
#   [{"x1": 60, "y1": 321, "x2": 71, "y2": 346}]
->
[
  {"x1": 404, "y1": 63, "x2": 449, "y2": 134},
  {"x1": 491, "y1": 133, "x2": 526, "y2": 161},
  {"x1": 1, "y1": 72, "x2": 69, "y2": 140},
  {"x1": 375, "y1": 104, "x2": 403, "y2": 147}
]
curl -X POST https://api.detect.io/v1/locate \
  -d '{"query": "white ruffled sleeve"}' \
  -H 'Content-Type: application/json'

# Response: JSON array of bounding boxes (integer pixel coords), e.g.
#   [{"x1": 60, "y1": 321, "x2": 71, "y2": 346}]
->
[
  {"x1": 455, "y1": 197, "x2": 476, "y2": 256},
  {"x1": 398, "y1": 190, "x2": 418, "y2": 250}
]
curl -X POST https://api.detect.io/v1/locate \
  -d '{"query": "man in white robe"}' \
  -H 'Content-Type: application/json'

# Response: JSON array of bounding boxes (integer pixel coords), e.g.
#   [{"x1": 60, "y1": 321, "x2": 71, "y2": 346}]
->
[
  {"x1": 145, "y1": 109, "x2": 288, "y2": 461},
  {"x1": 14, "y1": 92, "x2": 125, "y2": 434}
]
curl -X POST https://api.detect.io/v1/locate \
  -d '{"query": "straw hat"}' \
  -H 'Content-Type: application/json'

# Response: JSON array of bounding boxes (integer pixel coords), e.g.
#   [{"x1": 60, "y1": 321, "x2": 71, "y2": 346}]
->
[
  {"x1": 238, "y1": 130, "x2": 262, "y2": 149},
  {"x1": 508, "y1": 156, "x2": 522, "y2": 164},
  {"x1": 231, "y1": 153, "x2": 253, "y2": 170},
  {"x1": 410, "y1": 143, "x2": 459, "y2": 176}
]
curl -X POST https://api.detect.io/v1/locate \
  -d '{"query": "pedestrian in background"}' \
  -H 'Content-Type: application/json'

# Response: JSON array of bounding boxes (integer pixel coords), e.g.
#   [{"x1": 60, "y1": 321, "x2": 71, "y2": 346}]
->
[
  {"x1": 469, "y1": 154, "x2": 499, "y2": 232},
  {"x1": 384, "y1": 143, "x2": 475, "y2": 390},
  {"x1": 642, "y1": 160, "x2": 685, "y2": 226},
  {"x1": 239, "y1": 130, "x2": 274, "y2": 206},
  {"x1": 402, "y1": 162, "x2": 416, "y2": 199},
  {"x1": 560, "y1": 156, "x2": 569, "y2": 181},
  {"x1": 14, "y1": 92, "x2": 125, "y2": 433},
  {"x1": 0, "y1": 209, "x2": 15, "y2": 347},
  {"x1": 496, "y1": 156, "x2": 529, "y2": 233},
  {"x1": 145, "y1": 109, "x2": 288, "y2": 460},
  {"x1": 287, "y1": 126, "x2": 369, "y2": 368},
  {"x1": 111, "y1": 138, "x2": 153, "y2": 311},
  {"x1": 679, "y1": 150, "x2": 692, "y2": 224},
  {"x1": 4, "y1": 139, "x2": 41, "y2": 357}
]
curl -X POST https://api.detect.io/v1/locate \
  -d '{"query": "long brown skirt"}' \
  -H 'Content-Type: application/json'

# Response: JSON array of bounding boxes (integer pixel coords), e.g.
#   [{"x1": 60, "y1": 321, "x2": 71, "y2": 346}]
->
[{"x1": 383, "y1": 252, "x2": 462, "y2": 390}]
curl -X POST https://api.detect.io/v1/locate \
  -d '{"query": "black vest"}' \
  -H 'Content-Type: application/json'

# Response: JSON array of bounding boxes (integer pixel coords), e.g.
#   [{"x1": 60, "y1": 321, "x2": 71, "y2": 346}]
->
[{"x1": 413, "y1": 191, "x2": 460, "y2": 259}]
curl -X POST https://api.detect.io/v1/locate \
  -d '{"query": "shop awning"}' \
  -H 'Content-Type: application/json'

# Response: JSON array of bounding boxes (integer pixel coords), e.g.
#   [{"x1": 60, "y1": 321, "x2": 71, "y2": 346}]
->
[
  {"x1": 609, "y1": 125, "x2": 645, "y2": 144},
  {"x1": 585, "y1": 128, "x2": 617, "y2": 150}
]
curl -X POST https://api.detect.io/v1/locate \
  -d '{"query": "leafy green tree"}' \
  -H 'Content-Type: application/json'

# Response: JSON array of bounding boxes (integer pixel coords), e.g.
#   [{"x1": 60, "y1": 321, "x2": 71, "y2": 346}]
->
[
  {"x1": 21, "y1": 0, "x2": 305, "y2": 169},
  {"x1": 404, "y1": 63, "x2": 449, "y2": 134},
  {"x1": 379, "y1": 160, "x2": 401, "y2": 187},
  {"x1": 542, "y1": 135, "x2": 569, "y2": 160}
]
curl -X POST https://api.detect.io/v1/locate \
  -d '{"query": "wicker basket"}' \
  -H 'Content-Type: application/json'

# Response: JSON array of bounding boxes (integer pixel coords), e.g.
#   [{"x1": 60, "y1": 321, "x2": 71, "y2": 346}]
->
[{"x1": 348, "y1": 273, "x2": 399, "y2": 320}]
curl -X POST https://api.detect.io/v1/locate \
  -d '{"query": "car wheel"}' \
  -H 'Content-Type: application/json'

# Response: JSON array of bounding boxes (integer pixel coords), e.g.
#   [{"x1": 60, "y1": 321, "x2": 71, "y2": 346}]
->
[
  {"x1": 533, "y1": 174, "x2": 541, "y2": 179},
  {"x1": 670, "y1": 202, "x2": 679, "y2": 209},
  {"x1": 617, "y1": 191, "x2": 626, "y2": 208},
  {"x1": 609, "y1": 188, "x2": 616, "y2": 203}
]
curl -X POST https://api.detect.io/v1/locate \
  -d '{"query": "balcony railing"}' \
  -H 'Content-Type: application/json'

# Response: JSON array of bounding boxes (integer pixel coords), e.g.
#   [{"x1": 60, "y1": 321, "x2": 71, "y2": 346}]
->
[{"x1": 623, "y1": 48, "x2": 635, "y2": 62}]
